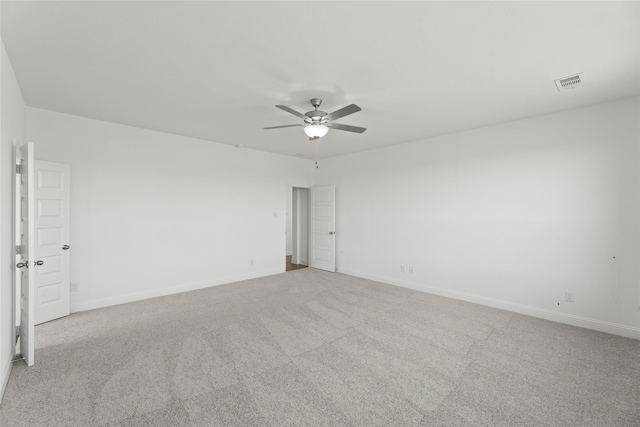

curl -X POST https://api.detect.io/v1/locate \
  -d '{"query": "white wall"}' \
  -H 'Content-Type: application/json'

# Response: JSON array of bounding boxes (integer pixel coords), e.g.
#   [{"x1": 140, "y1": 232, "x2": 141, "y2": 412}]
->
[
  {"x1": 292, "y1": 187, "x2": 309, "y2": 265},
  {"x1": 26, "y1": 108, "x2": 314, "y2": 312},
  {"x1": 286, "y1": 186, "x2": 292, "y2": 256},
  {"x1": 0, "y1": 40, "x2": 26, "y2": 401},
  {"x1": 316, "y1": 97, "x2": 640, "y2": 339},
  {"x1": 298, "y1": 188, "x2": 308, "y2": 265}
]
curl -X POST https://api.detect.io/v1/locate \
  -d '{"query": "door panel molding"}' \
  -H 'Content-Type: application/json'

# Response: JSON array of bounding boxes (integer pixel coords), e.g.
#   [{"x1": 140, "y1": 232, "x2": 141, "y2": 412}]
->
[{"x1": 34, "y1": 160, "x2": 70, "y2": 325}]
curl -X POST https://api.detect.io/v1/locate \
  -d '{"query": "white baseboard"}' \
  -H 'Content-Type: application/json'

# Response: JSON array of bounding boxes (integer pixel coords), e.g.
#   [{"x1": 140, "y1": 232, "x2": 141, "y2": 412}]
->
[
  {"x1": 339, "y1": 269, "x2": 640, "y2": 340},
  {"x1": 70, "y1": 268, "x2": 283, "y2": 313},
  {"x1": 0, "y1": 358, "x2": 12, "y2": 404},
  {"x1": 68, "y1": 267, "x2": 639, "y2": 340}
]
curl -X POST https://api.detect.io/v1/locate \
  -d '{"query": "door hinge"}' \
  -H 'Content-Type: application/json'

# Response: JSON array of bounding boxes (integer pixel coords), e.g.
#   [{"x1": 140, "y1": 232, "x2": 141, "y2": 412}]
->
[
  {"x1": 16, "y1": 245, "x2": 24, "y2": 255},
  {"x1": 15, "y1": 325, "x2": 20, "y2": 341},
  {"x1": 16, "y1": 164, "x2": 22, "y2": 174}
]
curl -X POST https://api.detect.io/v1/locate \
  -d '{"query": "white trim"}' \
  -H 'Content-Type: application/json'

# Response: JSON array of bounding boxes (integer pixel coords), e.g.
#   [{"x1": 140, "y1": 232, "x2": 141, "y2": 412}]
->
[
  {"x1": 289, "y1": 185, "x2": 311, "y2": 268},
  {"x1": 70, "y1": 268, "x2": 282, "y2": 313},
  {"x1": 286, "y1": 251, "x2": 293, "y2": 256},
  {"x1": 339, "y1": 269, "x2": 640, "y2": 340},
  {"x1": 0, "y1": 358, "x2": 12, "y2": 404},
  {"x1": 284, "y1": 185, "x2": 291, "y2": 267}
]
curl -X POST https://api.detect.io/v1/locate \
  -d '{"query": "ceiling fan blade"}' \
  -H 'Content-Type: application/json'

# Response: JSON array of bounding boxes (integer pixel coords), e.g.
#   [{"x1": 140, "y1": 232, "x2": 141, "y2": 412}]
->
[
  {"x1": 275, "y1": 105, "x2": 307, "y2": 120},
  {"x1": 327, "y1": 104, "x2": 361, "y2": 121},
  {"x1": 264, "y1": 124, "x2": 304, "y2": 130},
  {"x1": 327, "y1": 123, "x2": 366, "y2": 133}
]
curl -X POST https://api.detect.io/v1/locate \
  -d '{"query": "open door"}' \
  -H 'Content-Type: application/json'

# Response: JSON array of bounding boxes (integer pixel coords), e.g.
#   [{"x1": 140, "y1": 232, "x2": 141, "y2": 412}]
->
[
  {"x1": 34, "y1": 160, "x2": 70, "y2": 325},
  {"x1": 309, "y1": 185, "x2": 336, "y2": 272},
  {"x1": 16, "y1": 142, "x2": 35, "y2": 366}
]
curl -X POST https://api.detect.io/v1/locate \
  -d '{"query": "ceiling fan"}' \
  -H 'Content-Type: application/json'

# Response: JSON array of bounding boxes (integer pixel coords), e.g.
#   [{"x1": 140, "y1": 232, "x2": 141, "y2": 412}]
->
[{"x1": 264, "y1": 98, "x2": 366, "y2": 140}]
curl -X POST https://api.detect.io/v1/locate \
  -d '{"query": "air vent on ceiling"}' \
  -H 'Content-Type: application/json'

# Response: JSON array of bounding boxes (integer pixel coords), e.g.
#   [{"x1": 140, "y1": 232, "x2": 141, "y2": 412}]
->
[{"x1": 555, "y1": 73, "x2": 584, "y2": 91}]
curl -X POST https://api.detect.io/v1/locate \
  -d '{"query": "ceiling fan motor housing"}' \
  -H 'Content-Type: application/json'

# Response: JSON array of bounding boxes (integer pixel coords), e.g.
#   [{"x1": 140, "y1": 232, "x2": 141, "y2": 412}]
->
[
  {"x1": 304, "y1": 98, "x2": 328, "y2": 124},
  {"x1": 304, "y1": 110, "x2": 328, "y2": 124}
]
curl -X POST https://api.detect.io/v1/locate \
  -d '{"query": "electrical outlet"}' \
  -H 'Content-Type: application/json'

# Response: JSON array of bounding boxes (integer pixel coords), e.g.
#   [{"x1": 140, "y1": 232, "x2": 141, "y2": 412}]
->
[
  {"x1": 565, "y1": 291, "x2": 575, "y2": 303},
  {"x1": 408, "y1": 266, "x2": 414, "y2": 274},
  {"x1": 400, "y1": 265, "x2": 405, "y2": 273},
  {"x1": 70, "y1": 282, "x2": 78, "y2": 292}
]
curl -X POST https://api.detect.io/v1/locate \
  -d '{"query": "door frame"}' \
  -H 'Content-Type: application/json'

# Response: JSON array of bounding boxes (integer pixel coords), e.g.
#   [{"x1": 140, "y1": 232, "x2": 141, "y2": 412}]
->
[
  {"x1": 16, "y1": 141, "x2": 36, "y2": 366},
  {"x1": 283, "y1": 184, "x2": 311, "y2": 270}
]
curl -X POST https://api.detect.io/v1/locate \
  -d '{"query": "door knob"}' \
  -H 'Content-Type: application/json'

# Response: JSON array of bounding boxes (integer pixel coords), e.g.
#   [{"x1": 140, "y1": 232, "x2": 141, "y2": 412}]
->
[
  {"x1": 16, "y1": 261, "x2": 28, "y2": 269},
  {"x1": 35, "y1": 260, "x2": 44, "y2": 266},
  {"x1": 62, "y1": 245, "x2": 70, "y2": 250}
]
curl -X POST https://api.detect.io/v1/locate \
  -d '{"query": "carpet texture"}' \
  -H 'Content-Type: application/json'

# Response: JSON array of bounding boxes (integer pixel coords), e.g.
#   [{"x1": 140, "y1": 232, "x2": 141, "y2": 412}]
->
[{"x1": 1, "y1": 268, "x2": 638, "y2": 426}]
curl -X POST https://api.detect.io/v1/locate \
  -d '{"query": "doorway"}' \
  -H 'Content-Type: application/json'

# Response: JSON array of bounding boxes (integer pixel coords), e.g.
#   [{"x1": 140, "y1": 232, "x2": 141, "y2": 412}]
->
[{"x1": 285, "y1": 186, "x2": 309, "y2": 272}]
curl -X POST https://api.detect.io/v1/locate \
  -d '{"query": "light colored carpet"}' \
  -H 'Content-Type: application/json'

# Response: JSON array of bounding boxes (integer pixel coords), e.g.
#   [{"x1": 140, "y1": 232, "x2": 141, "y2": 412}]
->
[{"x1": 1, "y1": 268, "x2": 638, "y2": 426}]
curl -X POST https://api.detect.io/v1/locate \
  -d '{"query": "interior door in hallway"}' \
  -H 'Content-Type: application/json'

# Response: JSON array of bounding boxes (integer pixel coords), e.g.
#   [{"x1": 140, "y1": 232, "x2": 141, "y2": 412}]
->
[
  {"x1": 309, "y1": 185, "x2": 335, "y2": 272},
  {"x1": 34, "y1": 160, "x2": 71, "y2": 325}
]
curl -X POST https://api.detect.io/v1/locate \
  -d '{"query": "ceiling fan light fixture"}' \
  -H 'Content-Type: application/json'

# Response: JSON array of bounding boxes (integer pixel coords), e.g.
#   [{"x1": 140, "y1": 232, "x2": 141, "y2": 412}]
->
[{"x1": 304, "y1": 123, "x2": 328, "y2": 139}]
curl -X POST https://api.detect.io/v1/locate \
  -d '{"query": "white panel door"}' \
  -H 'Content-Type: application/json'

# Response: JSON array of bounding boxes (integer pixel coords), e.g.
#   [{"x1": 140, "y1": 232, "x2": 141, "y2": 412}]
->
[
  {"x1": 34, "y1": 160, "x2": 70, "y2": 325},
  {"x1": 17, "y1": 142, "x2": 35, "y2": 366},
  {"x1": 309, "y1": 185, "x2": 335, "y2": 272}
]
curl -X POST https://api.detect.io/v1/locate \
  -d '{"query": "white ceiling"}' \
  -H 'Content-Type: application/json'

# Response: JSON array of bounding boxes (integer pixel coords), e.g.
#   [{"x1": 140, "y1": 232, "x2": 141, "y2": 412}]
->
[{"x1": 2, "y1": 1, "x2": 638, "y2": 160}]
